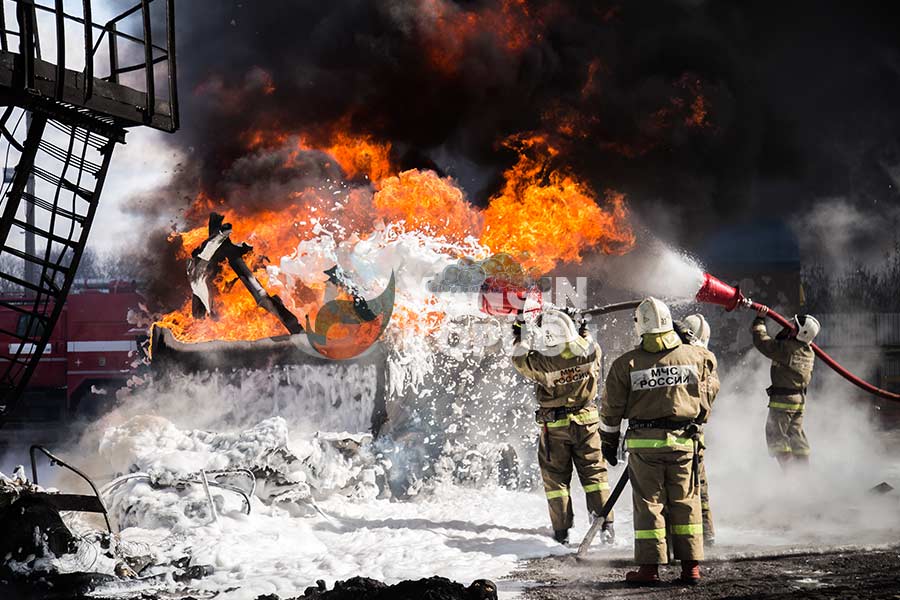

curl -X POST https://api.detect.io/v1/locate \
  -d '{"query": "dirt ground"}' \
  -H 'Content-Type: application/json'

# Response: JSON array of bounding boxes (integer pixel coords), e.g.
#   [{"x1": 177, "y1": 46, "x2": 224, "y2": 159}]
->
[{"x1": 516, "y1": 544, "x2": 900, "y2": 599}]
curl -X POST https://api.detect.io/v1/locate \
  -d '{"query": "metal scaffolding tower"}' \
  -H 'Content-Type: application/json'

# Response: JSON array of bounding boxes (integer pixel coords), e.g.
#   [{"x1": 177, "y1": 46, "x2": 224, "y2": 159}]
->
[{"x1": 0, "y1": 0, "x2": 179, "y2": 424}]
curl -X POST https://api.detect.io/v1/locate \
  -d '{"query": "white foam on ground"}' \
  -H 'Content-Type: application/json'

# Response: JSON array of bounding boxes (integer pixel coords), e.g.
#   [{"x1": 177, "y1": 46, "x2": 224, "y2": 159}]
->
[
  {"x1": 109, "y1": 485, "x2": 568, "y2": 600},
  {"x1": 35, "y1": 215, "x2": 900, "y2": 597}
]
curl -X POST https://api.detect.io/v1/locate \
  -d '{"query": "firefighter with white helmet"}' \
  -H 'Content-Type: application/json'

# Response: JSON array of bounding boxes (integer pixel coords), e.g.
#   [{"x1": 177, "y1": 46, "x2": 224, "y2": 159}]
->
[
  {"x1": 680, "y1": 314, "x2": 710, "y2": 349},
  {"x1": 601, "y1": 298, "x2": 719, "y2": 585},
  {"x1": 675, "y1": 312, "x2": 716, "y2": 546},
  {"x1": 752, "y1": 308, "x2": 818, "y2": 468},
  {"x1": 511, "y1": 307, "x2": 614, "y2": 545}
]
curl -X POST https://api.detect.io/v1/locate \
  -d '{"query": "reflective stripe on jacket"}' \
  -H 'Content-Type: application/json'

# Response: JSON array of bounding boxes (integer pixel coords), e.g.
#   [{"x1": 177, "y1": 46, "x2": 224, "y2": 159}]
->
[{"x1": 536, "y1": 405, "x2": 600, "y2": 427}]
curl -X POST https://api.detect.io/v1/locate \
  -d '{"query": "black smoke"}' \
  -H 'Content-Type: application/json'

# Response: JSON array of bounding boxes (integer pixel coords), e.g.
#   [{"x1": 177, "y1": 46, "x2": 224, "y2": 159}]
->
[{"x1": 131, "y1": 0, "x2": 900, "y2": 283}]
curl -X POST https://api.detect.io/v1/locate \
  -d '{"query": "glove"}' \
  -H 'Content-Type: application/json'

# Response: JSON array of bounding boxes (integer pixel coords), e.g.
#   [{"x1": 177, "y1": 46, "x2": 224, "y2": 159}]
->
[
  {"x1": 601, "y1": 441, "x2": 618, "y2": 466},
  {"x1": 578, "y1": 318, "x2": 588, "y2": 338},
  {"x1": 756, "y1": 306, "x2": 768, "y2": 318}
]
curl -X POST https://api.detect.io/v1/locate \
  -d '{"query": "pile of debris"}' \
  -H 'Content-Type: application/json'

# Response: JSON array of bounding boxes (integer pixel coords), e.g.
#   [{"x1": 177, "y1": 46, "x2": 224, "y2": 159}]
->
[
  {"x1": 260, "y1": 576, "x2": 498, "y2": 600},
  {"x1": 0, "y1": 466, "x2": 212, "y2": 599},
  {"x1": 98, "y1": 415, "x2": 385, "y2": 528}
]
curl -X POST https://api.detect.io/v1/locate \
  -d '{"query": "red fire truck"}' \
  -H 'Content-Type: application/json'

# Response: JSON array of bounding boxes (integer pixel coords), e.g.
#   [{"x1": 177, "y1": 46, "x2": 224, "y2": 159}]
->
[{"x1": 0, "y1": 281, "x2": 145, "y2": 424}]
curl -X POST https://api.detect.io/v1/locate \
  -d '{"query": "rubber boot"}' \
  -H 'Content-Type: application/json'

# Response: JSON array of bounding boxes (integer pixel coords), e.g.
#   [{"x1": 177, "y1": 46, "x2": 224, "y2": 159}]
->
[
  {"x1": 679, "y1": 560, "x2": 701, "y2": 585},
  {"x1": 625, "y1": 564, "x2": 660, "y2": 585},
  {"x1": 553, "y1": 529, "x2": 569, "y2": 544}
]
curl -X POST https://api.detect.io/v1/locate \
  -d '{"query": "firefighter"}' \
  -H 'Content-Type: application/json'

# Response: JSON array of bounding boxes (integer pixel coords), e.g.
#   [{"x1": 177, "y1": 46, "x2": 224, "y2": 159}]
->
[
  {"x1": 512, "y1": 308, "x2": 614, "y2": 545},
  {"x1": 751, "y1": 308, "x2": 819, "y2": 469},
  {"x1": 600, "y1": 298, "x2": 719, "y2": 585},
  {"x1": 676, "y1": 313, "x2": 716, "y2": 547}
]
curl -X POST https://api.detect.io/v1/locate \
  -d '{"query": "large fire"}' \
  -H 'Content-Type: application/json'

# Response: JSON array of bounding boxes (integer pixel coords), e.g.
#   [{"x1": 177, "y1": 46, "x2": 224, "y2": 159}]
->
[
  {"x1": 373, "y1": 170, "x2": 481, "y2": 241},
  {"x1": 155, "y1": 126, "x2": 635, "y2": 345},
  {"x1": 482, "y1": 134, "x2": 634, "y2": 272}
]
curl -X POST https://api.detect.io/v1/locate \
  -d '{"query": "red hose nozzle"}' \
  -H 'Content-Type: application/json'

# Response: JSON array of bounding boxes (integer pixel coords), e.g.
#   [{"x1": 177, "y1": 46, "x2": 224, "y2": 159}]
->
[
  {"x1": 695, "y1": 271, "x2": 900, "y2": 402},
  {"x1": 695, "y1": 273, "x2": 745, "y2": 311}
]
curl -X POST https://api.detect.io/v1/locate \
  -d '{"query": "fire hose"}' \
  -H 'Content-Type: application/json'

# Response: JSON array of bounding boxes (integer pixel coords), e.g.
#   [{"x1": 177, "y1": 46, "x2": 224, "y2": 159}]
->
[
  {"x1": 696, "y1": 273, "x2": 900, "y2": 402},
  {"x1": 480, "y1": 271, "x2": 900, "y2": 400}
]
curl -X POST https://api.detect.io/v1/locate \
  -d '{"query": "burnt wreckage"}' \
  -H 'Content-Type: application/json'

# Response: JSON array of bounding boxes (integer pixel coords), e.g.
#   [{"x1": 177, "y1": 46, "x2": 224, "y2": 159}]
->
[
  {"x1": 188, "y1": 212, "x2": 302, "y2": 335},
  {"x1": 0, "y1": 0, "x2": 179, "y2": 425},
  {"x1": 151, "y1": 210, "x2": 396, "y2": 429}
]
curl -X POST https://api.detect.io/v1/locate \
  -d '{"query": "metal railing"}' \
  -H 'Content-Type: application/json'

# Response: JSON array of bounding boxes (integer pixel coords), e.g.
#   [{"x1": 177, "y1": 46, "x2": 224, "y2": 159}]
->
[
  {"x1": 30, "y1": 444, "x2": 114, "y2": 534},
  {"x1": 0, "y1": 0, "x2": 178, "y2": 130}
]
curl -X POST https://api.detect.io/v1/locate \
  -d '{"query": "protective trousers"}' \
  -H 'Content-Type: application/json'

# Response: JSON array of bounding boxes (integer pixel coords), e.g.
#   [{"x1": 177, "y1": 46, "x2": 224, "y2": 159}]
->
[
  {"x1": 629, "y1": 450, "x2": 703, "y2": 564},
  {"x1": 538, "y1": 418, "x2": 612, "y2": 532},
  {"x1": 765, "y1": 408, "x2": 810, "y2": 458},
  {"x1": 697, "y1": 455, "x2": 713, "y2": 541}
]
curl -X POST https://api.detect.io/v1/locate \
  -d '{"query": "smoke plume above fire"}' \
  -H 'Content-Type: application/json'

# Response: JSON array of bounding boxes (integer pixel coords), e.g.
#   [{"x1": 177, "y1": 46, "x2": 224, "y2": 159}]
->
[{"x1": 128, "y1": 0, "x2": 900, "y2": 340}]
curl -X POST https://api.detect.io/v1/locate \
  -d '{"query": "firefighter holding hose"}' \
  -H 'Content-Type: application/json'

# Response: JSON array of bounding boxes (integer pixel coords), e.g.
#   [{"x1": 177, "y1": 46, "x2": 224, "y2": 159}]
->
[
  {"x1": 600, "y1": 298, "x2": 719, "y2": 585},
  {"x1": 752, "y1": 307, "x2": 819, "y2": 468},
  {"x1": 676, "y1": 313, "x2": 717, "y2": 547},
  {"x1": 511, "y1": 308, "x2": 614, "y2": 545}
]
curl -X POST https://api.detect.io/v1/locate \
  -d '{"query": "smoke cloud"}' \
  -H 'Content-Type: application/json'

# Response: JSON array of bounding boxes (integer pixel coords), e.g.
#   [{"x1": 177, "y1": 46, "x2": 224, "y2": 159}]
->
[
  {"x1": 793, "y1": 197, "x2": 900, "y2": 274},
  {"x1": 104, "y1": 0, "x2": 900, "y2": 308},
  {"x1": 707, "y1": 345, "x2": 900, "y2": 547}
]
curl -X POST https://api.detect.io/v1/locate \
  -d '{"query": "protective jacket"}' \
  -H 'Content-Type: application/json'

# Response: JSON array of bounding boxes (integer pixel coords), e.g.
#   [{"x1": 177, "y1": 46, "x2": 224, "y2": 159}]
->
[
  {"x1": 751, "y1": 317, "x2": 814, "y2": 411},
  {"x1": 512, "y1": 331, "x2": 610, "y2": 533},
  {"x1": 512, "y1": 334, "x2": 601, "y2": 409},
  {"x1": 600, "y1": 333, "x2": 718, "y2": 565},
  {"x1": 600, "y1": 340, "x2": 719, "y2": 452}
]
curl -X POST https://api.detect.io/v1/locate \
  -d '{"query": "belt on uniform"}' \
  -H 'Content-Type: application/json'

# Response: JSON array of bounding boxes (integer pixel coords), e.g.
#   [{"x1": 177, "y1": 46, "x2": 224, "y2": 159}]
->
[
  {"x1": 543, "y1": 405, "x2": 587, "y2": 420},
  {"x1": 537, "y1": 404, "x2": 592, "y2": 461},
  {"x1": 766, "y1": 386, "x2": 807, "y2": 396},
  {"x1": 627, "y1": 419, "x2": 702, "y2": 492},
  {"x1": 627, "y1": 418, "x2": 696, "y2": 431}
]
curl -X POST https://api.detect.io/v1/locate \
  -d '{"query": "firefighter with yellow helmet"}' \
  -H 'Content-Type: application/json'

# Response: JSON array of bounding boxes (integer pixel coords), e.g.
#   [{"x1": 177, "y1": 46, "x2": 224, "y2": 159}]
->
[
  {"x1": 511, "y1": 307, "x2": 614, "y2": 545},
  {"x1": 600, "y1": 298, "x2": 719, "y2": 585},
  {"x1": 752, "y1": 307, "x2": 818, "y2": 468}
]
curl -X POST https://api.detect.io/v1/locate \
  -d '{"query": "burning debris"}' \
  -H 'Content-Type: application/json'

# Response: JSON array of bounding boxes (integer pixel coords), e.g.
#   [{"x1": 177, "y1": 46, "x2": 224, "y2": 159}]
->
[
  {"x1": 189, "y1": 213, "x2": 303, "y2": 335},
  {"x1": 156, "y1": 210, "x2": 398, "y2": 363}
]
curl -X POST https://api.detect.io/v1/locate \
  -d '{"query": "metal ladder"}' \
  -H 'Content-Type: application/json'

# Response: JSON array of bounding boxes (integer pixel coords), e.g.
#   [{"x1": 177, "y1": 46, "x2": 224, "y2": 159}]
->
[{"x1": 0, "y1": 112, "x2": 116, "y2": 422}]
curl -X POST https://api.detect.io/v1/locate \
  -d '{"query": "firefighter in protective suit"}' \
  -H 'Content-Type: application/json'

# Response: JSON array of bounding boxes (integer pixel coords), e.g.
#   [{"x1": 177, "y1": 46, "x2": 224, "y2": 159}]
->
[
  {"x1": 752, "y1": 308, "x2": 818, "y2": 469},
  {"x1": 512, "y1": 308, "x2": 614, "y2": 545},
  {"x1": 676, "y1": 313, "x2": 716, "y2": 547},
  {"x1": 601, "y1": 298, "x2": 719, "y2": 585}
]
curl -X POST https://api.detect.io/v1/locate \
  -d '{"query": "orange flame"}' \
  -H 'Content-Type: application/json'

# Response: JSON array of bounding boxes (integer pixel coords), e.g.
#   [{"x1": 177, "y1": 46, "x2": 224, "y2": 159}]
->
[
  {"x1": 243, "y1": 126, "x2": 393, "y2": 183},
  {"x1": 481, "y1": 135, "x2": 634, "y2": 272},
  {"x1": 156, "y1": 127, "x2": 636, "y2": 345},
  {"x1": 326, "y1": 133, "x2": 391, "y2": 182},
  {"x1": 154, "y1": 263, "x2": 288, "y2": 342},
  {"x1": 374, "y1": 169, "x2": 481, "y2": 241},
  {"x1": 391, "y1": 295, "x2": 447, "y2": 338}
]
